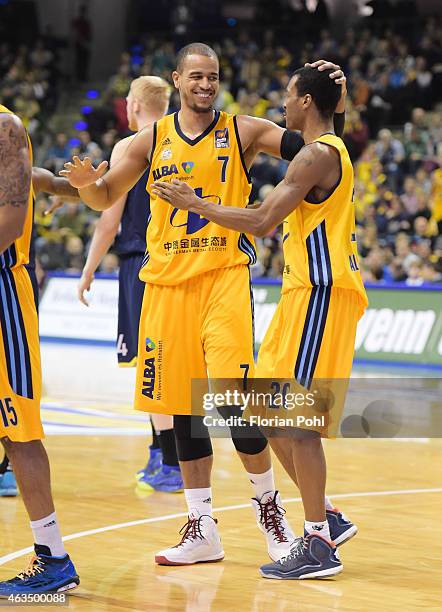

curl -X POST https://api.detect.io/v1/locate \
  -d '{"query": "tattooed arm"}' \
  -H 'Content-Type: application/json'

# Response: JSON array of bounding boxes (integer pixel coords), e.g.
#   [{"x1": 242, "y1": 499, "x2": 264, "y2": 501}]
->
[
  {"x1": 32, "y1": 167, "x2": 80, "y2": 199},
  {"x1": 152, "y1": 143, "x2": 340, "y2": 237},
  {"x1": 0, "y1": 113, "x2": 32, "y2": 253}
]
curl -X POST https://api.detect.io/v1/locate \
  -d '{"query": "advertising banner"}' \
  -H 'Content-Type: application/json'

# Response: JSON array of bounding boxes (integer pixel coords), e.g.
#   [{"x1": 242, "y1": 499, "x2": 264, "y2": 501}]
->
[{"x1": 40, "y1": 275, "x2": 442, "y2": 367}]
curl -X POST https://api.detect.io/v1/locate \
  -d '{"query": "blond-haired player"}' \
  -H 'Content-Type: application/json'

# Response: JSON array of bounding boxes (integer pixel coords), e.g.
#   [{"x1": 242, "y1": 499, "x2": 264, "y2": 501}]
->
[{"x1": 76, "y1": 77, "x2": 183, "y2": 491}]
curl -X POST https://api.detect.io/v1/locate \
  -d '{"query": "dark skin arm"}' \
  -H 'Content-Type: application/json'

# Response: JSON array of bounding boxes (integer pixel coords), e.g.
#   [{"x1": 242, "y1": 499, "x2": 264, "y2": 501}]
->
[
  {"x1": 32, "y1": 167, "x2": 80, "y2": 199},
  {"x1": 152, "y1": 144, "x2": 340, "y2": 237},
  {"x1": 0, "y1": 113, "x2": 32, "y2": 252}
]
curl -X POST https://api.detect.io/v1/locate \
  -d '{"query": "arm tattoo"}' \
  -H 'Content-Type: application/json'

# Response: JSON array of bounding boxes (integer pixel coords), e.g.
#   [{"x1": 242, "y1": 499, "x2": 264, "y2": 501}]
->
[
  {"x1": 52, "y1": 178, "x2": 79, "y2": 198},
  {"x1": 293, "y1": 146, "x2": 315, "y2": 168},
  {"x1": 284, "y1": 146, "x2": 316, "y2": 188},
  {"x1": 0, "y1": 115, "x2": 32, "y2": 208}
]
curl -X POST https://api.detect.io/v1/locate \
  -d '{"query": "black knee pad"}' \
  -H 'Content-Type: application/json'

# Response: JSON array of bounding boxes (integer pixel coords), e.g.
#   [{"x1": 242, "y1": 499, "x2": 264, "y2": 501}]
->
[
  {"x1": 173, "y1": 415, "x2": 213, "y2": 461},
  {"x1": 217, "y1": 406, "x2": 268, "y2": 455}
]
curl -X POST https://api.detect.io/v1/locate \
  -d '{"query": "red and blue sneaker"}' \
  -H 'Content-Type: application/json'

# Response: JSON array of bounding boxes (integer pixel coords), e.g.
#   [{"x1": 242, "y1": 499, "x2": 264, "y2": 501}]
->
[
  {"x1": 0, "y1": 545, "x2": 79, "y2": 596},
  {"x1": 326, "y1": 508, "x2": 358, "y2": 546},
  {"x1": 260, "y1": 534, "x2": 342, "y2": 580}
]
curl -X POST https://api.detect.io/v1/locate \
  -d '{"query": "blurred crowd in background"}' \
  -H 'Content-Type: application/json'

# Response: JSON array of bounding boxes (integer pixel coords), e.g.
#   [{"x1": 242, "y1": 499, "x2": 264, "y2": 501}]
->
[{"x1": 1, "y1": 10, "x2": 441, "y2": 285}]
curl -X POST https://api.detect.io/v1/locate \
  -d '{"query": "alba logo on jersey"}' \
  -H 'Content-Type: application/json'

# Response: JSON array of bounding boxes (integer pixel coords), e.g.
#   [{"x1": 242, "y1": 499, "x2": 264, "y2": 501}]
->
[
  {"x1": 142, "y1": 357, "x2": 156, "y2": 399},
  {"x1": 152, "y1": 161, "x2": 195, "y2": 180},
  {"x1": 152, "y1": 164, "x2": 179, "y2": 180}
]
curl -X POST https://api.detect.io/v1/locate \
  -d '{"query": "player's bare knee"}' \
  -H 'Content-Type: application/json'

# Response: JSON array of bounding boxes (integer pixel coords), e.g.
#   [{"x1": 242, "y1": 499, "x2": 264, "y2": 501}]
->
[{"x1": 291, "y1": 428, "x2": 321, "y2": 446}]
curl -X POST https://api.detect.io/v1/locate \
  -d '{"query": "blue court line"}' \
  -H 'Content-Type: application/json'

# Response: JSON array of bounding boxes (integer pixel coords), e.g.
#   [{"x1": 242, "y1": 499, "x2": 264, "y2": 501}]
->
[
  {"x1": 46, "y1": 271, "x2": 117, "y2": 280},
  {"x1": 41, "y1": 403, "x2": 147, "y2": 421},
  {"x1": 42, "y1": 421, "x2": 93, "y2": 428},
  {"x1": 40, "y1": 336, "x2": 114, "y2": 347}
]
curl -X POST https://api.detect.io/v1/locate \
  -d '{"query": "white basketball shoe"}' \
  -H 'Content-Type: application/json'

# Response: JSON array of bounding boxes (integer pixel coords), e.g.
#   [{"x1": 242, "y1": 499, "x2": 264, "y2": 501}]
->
[
  {"x1": 251, "y1": 491, "x2": 296, "y2": 561},
  {"x1": 155, "y1": 512, "x2": 225, "y2": 566}
]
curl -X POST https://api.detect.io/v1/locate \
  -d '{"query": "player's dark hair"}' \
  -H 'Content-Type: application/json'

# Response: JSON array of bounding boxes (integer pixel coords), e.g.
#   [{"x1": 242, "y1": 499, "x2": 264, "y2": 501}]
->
[
  {"x1": 176, "y1": 43, "x2": 218, "y2": 72},
  {"x1": 292, "y1": 67, "x2": 341, "y2": 120}
]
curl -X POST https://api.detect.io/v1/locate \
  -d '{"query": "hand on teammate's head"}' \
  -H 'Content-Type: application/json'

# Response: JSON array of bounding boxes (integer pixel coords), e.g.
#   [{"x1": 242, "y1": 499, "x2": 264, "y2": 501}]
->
[{"x1": 305, "y1": 60, "x2": 346, "y2": 86}]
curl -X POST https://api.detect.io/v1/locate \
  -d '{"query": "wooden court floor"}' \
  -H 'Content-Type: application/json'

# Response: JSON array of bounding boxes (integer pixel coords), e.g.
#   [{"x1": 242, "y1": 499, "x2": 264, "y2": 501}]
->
[{"x1": 1, "y1": 435, "x2": 441, "y2": 611}]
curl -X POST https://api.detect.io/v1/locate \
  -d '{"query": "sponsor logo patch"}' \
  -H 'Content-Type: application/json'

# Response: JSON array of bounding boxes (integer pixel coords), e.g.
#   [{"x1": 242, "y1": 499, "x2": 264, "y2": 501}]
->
[
  {"x1": 161, "y1": 148, "x2": 172, "y2": 160},
  {"x1": 145, "y1": 338, "x2": 156, "y2": 352},
  {"x1": 215, "y1": 128, "x2": 229, "y2": 148},
  {"x1": 182, "y1": 161, "x2": 194, "y2": 174}
]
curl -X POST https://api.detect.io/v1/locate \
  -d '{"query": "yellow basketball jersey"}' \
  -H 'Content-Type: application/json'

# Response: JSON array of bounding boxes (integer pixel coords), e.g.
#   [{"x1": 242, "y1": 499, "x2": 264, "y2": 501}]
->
[
  {"x1": 142, "y1": 111, "x2": 255, "y2": 285},
  {"x1": 282, "y1": 133, "x2": 368, "y2": 306},
  {"x1": 0, "y1": 104, "x2": 34, "y2": 270}
]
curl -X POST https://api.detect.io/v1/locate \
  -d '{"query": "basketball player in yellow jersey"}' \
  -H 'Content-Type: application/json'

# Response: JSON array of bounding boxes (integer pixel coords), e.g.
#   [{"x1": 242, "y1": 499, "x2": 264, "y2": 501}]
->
[
  {"x1": 61, "y1": 46, "x2": 347, "y2": 566},
  {"x1": 154, "y1": 66, "x2": 368, "y2": 579},
  {"x1": 0, "y1": 106, "x2": 79, "y2": 595}
]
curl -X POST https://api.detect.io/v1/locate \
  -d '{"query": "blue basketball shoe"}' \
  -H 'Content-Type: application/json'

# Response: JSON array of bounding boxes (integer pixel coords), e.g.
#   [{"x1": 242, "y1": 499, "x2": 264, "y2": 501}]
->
[
  {"x1": 260, "y1": 534, "x2": 342, "y2": 580},
  {"x1": 0, "y1": 545, "x2": 79, "y2": 596},
  {"x1": 0, "y1": 469, "x2": 18, "y2": 497},
  {"x1": 136, "y1": 446, "x2": 162, "y2": 481},
  {"x1": 302, "y1": 509, "x2": 357, "y2": 546},
  {"x1": 326, "y1": 508, "x2": 358, "y2": 546},
  {"x1": 137, "y1": 464, "x2": 183, "y2": 493}
]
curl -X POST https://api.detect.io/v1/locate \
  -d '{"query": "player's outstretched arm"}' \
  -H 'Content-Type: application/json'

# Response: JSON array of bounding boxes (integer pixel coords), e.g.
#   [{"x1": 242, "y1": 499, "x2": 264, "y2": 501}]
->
[
  {"x1": 152, "y1": 144, "x2": 332, "y2": 237},
  {"x1": 78, "y1": 138, "x2": 131, "y2": 306},
  {"x1": 60, "y1": 126, "x2": 153, "y2": 211},
  {"x1": 32, "y1": 167, "x2": 80, "y2": 200},
  {"x1": 0, "y1": 113, "x2": 32, "y2": 253}
]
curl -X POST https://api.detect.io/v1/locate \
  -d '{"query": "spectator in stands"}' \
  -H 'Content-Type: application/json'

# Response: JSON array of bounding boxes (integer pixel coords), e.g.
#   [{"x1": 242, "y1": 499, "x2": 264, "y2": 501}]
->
[
  {"x1": 45, "y1": 133, "x2": 72, "y2": 174},
  {"x1": 78, "y1": 130, "x2": 102, "y2": 162},
  {"x1": 100, "y1": 253, "x2": 119, "y2": 275},
  {"x1": 65, "y1": 236, "x2": 86, "y2": 273},
  {"x1": 400, "y1": 177, "x2": 420, "y2": 215},
  {"x1": 54, "y1": 202, "x2": 89, "y2": 239},
  {"x1": 375, "y1": 128, "x2": 405, "y2": 190}
]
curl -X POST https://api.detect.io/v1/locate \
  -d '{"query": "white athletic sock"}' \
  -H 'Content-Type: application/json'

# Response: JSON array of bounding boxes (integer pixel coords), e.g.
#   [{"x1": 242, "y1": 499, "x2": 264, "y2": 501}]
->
[
  {"x1": 248, "y1": 467, "x2": 275, "y2": 501},
  {"x1": 30, "y1": 512, "x2": 66, "y2": 557},
  {"x1": 184, "y1": 487, "x2": 213, "y2": 519},
  {"x1": 325, "y1": 496, "x2": 335, "y2": 511},
  {"x1": 304, "y1": 519, "x2": 331, "y2": 542}
]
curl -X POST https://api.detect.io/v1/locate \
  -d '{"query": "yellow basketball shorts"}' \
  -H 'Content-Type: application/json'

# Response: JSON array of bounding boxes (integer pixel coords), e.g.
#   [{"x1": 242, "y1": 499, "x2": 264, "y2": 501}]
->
[
  {"x1": 255, "y1": 286, "x2": 366, "y2": 435},
  {"x1": 0, "y1": 266, "x2": 43, "y2": 442},
  {"x1": 134, "y1": 265, "x2": 255, "y2": 415}
]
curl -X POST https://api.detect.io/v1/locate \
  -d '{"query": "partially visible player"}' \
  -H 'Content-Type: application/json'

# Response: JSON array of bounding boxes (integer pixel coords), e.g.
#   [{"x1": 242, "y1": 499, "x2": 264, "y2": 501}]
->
[
  {"x1": 153, "y1": 66, "x2": 368, "y2": 579},
  {"x1": 76, "y1": 76, "x2": 183, "y2": 492},
  {"x1": 0, "y1": 106, "x2": 79, "y2": 595},
  {"x1": 1, "y1": 166, "x2": 80, "y2": 498}
]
